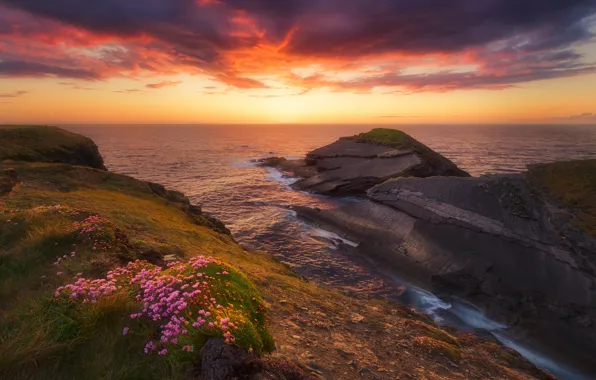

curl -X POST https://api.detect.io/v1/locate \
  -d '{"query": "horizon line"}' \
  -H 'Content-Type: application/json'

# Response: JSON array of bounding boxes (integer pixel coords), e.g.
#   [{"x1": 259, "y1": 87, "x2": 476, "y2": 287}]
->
[{"x1": 2, "y1": 122, "x2": 596, "y2": 127}]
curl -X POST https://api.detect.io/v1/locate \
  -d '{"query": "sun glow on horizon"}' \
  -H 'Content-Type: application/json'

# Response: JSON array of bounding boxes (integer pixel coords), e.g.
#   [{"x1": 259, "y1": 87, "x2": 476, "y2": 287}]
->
[{"x1": 1, "y1": 1, "x2": 596, "y2": 124}]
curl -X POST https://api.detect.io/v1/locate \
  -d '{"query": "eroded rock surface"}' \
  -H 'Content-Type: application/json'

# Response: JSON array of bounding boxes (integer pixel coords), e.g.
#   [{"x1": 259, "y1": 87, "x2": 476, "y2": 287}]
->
[
  {"x1": 200, "y1": 338, "x2": 315, "y2": 380},
  {"x1": 293, "y1": 173, "x2": 596, "y2": 375},
  {"x1": 259, "y1": 129, "x2": 469, "y2": 195}
]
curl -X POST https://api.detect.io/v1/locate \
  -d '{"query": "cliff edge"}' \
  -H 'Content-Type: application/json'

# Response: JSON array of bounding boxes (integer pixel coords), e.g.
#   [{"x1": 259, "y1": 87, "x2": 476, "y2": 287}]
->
[{"x1": 0, "y1": 125, "x2": 106, "y2": 170}]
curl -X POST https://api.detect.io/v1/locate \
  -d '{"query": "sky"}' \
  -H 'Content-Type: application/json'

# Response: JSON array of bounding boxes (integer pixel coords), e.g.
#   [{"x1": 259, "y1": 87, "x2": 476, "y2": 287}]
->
[{"x1": 0, "y1": 0, "x2": 596, "y2": 124}]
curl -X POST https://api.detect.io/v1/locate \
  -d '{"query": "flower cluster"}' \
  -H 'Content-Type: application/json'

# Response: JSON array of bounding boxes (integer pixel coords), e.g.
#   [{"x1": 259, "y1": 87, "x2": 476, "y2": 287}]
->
[
  {"x1": 72, "y1": 215, "x2": 116, "y2": 252},
  {"x1": 53, "y1": 250, "x2": 77, "y2": 266},
  {"x1": 55, "y1": 256, "x2": 256, "y2": 356}
]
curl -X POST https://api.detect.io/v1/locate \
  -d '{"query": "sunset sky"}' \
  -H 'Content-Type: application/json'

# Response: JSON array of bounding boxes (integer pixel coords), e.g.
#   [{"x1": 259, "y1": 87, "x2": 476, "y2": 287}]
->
[{"x1": 1, "y1": 0, "x2": 595, "y2": 124}]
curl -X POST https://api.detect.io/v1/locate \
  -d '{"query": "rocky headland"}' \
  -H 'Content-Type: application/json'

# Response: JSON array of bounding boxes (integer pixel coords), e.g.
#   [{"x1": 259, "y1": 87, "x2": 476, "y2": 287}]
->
[
  {"x1": 262, "y1": 128, "x2": 596, "y2": 377},
  {"x1": 256, "y1": 129, "x2": 469, "y2": 195},
  {"x1": 0, "y1": 125, "x2": 575, "y2": 380}
]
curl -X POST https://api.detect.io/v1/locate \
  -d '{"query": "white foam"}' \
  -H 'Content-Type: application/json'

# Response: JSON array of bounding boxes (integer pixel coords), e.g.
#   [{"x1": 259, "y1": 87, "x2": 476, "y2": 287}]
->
[
  {"x1": 411, "y1": 288, "x2": 452, "y2": 321},
  {"x1": 493, "y1": 333, "x2": 588, "y2": 380},
  {"x1": 449, "y1": 301, "x2": 506, "y2": 330},
  {"x1": 311, "y1": 227, "x2": 359, "y2": 247},
  {"x1": 231, "y1": 160, "x2": 258, "y2": 168},
  {"x1": 265, "y1": 167, "x2": 299, "y2": 187}
]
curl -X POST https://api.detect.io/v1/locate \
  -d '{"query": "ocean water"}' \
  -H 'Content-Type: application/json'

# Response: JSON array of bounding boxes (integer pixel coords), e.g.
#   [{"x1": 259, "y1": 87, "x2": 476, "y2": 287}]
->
[{"x1": 63, "y1": 124, "x2": 596, "y2": 379}]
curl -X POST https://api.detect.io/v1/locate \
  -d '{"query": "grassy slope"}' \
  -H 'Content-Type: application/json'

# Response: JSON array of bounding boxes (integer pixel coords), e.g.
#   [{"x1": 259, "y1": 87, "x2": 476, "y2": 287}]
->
[
  {"x1": 528, "y1": 159, "x2": 596, "y2": 237},
  {"x1": 0, "y1": 162, "x2": 274, "y2": 379},
  {"x1": 0, "y1": 127, "x2": 553, "y2": 380},
  {"x1": 0, "y1": 125, "x2": 105, "y2": 169}
]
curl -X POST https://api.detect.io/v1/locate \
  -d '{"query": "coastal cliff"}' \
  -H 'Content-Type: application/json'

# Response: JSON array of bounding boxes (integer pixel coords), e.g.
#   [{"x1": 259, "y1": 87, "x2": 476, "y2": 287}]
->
[
  {"x1": 0, "y1": 126, "x2": 557, "y2": 380},
  {"x1": 0, "y1": 125, "x2": 106, "y2": 170},
  {"x1": 282, "y1": 129, "x2": 596, "y2": 377}
]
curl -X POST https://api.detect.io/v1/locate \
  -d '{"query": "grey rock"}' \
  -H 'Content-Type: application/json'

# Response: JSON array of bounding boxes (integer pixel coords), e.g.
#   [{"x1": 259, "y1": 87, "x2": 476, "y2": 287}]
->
[
  {"x1": 201, "y1": 338, "x2": 248, "y2": 380},
  {"x1": 257, "y1": 130, "x2": 469, "y2": 195},
  {"x1": 3, "y1": 168, "x2": 17, "y2": 180},
  {"x1": 0, "y1": 169, "x2": 17, "y2": 194},
  {"x1": 0, "y1": 177, "x2": 15, "y2": 195},
  {"x1": 293, "y1": 174, "x2": 596, "y2": 375},
  {"x1": 200, "y1": 339, "x2": 316, "y2": 380}
]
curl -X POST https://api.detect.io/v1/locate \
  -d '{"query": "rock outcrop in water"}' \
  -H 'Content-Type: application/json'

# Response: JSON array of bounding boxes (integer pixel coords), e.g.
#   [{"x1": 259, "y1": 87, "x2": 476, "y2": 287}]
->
[
  {"x1": 260, "y1": 128, "x2": 469, "y2": 195},
  {"x1": 289, "y1": 130, "x2": 596, "y2": 376}
]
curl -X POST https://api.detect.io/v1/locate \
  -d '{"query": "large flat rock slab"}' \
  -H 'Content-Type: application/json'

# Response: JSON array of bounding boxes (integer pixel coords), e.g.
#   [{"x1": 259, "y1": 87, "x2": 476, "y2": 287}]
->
[
  {"x1": 293, "y1": 154, "x2": 422, "y2": 194},
  {"x1": 293, "y1": 173, "x2": 596, "y2": 375},
  {"x1": 308, "y1": 138, "x2": 411, "y2": 158}
]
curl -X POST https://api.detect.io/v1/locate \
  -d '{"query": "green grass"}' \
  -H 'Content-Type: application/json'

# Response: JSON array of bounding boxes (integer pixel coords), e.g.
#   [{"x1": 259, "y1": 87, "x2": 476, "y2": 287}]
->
[
  {"x1": 0, "y1": 161, "x2": 274, "y2": 380},
  {"x1": 528, "y1": 159, "x2": 596, "y2": 237},
  {"x1": 355, "y1": 128, "x2": 414, "y2": 147},
  {"x1": 0, "y1": 125, "x2": 105, "y2": 169}
]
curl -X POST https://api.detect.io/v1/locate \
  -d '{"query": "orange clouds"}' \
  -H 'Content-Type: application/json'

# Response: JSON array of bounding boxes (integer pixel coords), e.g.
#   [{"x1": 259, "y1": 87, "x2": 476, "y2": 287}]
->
[{"x1": 0, "y1": 0, "x2": 595, "y2": 95}]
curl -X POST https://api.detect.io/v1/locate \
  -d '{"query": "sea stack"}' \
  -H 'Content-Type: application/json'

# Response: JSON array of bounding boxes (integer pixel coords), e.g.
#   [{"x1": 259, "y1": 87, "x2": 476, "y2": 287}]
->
[{"x1": 261, "y1": 128, "x2": 469, "y2": 195}]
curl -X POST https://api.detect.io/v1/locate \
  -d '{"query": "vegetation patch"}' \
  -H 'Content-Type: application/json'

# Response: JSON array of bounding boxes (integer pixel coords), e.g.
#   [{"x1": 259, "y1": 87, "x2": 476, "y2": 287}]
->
[
  {"x1": 54, "y1": 256, "x2": 273, "y2": 356},
  {"x1": 405, "y1": 319, "x2": 460, "y2": 347},
  {"x1": 0, "y1": 125, "x2": 105, "y2": 169},
  {"x1": 528, "y1": 159, "x2": 596, "y2": 237},
  {"x1": 414, "y1": 336, "x2": 461, "y2": 362}
]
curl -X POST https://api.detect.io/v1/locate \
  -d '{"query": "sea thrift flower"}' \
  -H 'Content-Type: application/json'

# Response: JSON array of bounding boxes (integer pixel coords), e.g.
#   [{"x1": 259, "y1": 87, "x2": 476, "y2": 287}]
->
[{"x1": 54, "y1": 256, "x2": 249, "y2": 356}]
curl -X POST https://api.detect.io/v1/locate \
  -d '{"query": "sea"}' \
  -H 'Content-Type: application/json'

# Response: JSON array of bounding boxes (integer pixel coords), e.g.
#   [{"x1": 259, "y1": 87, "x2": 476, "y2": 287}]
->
[{"x1": 63, "y1": 124, "x2": 596, "y2": 379}]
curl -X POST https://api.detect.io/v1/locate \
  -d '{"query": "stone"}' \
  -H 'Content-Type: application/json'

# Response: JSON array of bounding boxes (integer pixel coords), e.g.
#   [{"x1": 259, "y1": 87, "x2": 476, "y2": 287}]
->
[
  {"x1": 0, "y1": 177, "x2": 16, "y2": 195},
  {"x1": 201, "y1": 338, "x2": 248, "y2": 380},
  {"x1": 292, "y1": 172, "x2": 596, "y2": 375},
  {"x1": 256, "y1": 128, "x2": 469, "y2": 196},
  {"x1": 3, "y1": 168, "x2": 17, "y2": 180},
  {"x1": 200, "y1": 339, "x2": 316, "y2": 380}
]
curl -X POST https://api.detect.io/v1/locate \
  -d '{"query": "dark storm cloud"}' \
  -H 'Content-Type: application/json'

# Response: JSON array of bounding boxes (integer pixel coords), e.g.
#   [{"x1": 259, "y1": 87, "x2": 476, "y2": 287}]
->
[
  {"x1": 282, "y1": 0, "x2": 596, "y2": 56},
  {"x1": 0, "y1": 0, "x2": 595, "y2": 90},
  {"x1": 3, "y1": 0, "x2": 594, "y2": 56},
  {"x1": 0, "y1": 60, "x2": 102, "y2": 79}
]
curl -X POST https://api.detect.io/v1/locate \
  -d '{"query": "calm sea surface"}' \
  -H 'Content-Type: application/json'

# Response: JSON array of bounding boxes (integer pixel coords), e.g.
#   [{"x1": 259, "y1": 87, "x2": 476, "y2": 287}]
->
[
  {"x1": 63, "y1": 124, "x2": 596, "y2": 295},
  {"x1": 63, "y1": 124, "x2": 596, "y2": 378}
]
